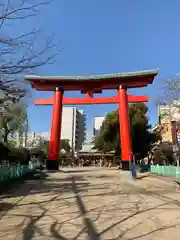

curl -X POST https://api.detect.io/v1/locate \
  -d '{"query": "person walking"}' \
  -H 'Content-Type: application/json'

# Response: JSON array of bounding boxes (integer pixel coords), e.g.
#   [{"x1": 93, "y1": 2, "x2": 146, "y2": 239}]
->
[{"x1": 100, "y1": 158, "x2": 103, "y2": 167}]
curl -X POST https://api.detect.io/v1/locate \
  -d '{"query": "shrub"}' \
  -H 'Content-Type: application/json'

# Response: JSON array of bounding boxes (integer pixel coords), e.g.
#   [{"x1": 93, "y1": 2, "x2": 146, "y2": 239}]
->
[
  {"x1": 8, "y1": 147, "x2": 30, "y2": 165},
  {"x1": 30, "y1": 147, "x2": 46, "y2": 164},
  {"x1": 0, "y1": 142, "x2": 10, "y2": 163},
  {"x1": 154, "y1": 142, "x2": 175, "y2": 165}
]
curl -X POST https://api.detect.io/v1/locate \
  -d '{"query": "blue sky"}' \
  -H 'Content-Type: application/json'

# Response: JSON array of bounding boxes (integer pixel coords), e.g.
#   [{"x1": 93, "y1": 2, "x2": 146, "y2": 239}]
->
[{"x1": 22, "y1": 0, "x2": 180, "y2": 140}]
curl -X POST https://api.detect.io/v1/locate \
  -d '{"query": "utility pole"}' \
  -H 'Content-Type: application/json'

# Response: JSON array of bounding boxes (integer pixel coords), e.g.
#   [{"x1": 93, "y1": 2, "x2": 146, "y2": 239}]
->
[{"x1": 71, "y1": 108, "x2": 75, "y2": 159}]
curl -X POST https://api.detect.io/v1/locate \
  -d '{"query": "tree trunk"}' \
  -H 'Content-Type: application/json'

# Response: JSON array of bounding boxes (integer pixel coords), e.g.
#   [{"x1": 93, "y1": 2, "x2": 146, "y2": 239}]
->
[{"x1": 3, "y1": 130, "x2": 9, "y2": 144}]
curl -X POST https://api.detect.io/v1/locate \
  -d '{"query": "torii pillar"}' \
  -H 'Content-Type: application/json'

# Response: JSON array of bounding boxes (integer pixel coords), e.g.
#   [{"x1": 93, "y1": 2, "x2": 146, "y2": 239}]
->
[
  {"x1": 118, "y1": 86, "x2": 131, "y2": 170},
  {"x1": 47, "y1": 88, "x2": 63, "y2": 170}
]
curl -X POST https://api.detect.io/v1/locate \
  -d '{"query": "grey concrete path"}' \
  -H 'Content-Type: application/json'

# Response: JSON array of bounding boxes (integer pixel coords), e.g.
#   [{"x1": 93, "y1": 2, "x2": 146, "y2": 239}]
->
[{"x1": 1, "y1": 167, "x2": 180, "y2": 239}]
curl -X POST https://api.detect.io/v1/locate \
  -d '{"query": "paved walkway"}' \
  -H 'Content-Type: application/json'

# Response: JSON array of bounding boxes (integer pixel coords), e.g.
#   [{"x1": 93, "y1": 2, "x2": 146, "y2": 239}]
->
[{"x1": 1, "y1": 167, "x2": 180, "y2": 239}]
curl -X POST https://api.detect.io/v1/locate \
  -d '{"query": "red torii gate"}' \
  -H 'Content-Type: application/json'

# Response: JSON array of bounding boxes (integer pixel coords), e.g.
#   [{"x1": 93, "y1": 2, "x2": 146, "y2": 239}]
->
[{"x1": 25, "y1": 69, "x2": 158, "y2": 170}]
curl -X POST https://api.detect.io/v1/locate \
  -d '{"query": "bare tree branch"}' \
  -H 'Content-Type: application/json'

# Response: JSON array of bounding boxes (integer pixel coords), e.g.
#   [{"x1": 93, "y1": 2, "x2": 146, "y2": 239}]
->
[
  {"x1": 0, "y1": 0, "x2": 51, "y2": 21},
  {"x1": 158, "y1": 74, "x2": 180, "y2": 124},
  {"x1": 157, "y1": 76, "x2": 180, "y2": 111},
  {"x1": 0, "y1": 0, "x2": 62, "y2": 100}
]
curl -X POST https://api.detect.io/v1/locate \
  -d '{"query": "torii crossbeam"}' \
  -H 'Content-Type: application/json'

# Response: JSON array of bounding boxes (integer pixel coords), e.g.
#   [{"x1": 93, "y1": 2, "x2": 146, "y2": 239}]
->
[{"x1": 34, "y1": 94, "x2": 148, "y2": 105}]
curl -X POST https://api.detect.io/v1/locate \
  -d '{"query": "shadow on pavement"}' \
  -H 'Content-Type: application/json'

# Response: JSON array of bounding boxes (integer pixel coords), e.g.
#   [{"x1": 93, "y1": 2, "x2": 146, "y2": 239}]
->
[
  {"x1": 0, "y1": 171, "x2": 48, "y2": 196},
  {"x1": 71, "y1": 176, "x2": 100, "y2": 240},
  {"x1": 0, "y1": 202, "x2": 14, "y2": 216},
  {"x1": 136, "y1": 174, "x2": 151, "y2": 180},
  {"x1": 60, "y1": 169, "x2": 97, "y2": 174},
  {"x1": 1, "y1": 169, "x2": 180, "y2": 239},
  {"x1": 0, "y1": 171, "x2": 89, "y2": 199}
]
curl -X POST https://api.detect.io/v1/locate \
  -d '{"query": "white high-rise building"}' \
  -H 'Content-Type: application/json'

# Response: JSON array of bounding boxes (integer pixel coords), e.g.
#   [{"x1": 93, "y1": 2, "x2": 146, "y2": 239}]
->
[
  {"x1": 93, "y1": 116, "x2": 105, "y2": 137},
  {"x1": 61, "y1": 107, "x2": 86, "y2": 151},
  {"x1": 12, "y1": 108, "x2": 86, "y2": 151}
]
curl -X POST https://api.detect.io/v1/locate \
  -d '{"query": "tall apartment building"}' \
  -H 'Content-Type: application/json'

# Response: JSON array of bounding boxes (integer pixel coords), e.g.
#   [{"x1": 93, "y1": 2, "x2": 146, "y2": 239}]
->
[
  {"x1": 61, "y1": 107, "x2": 86, "y2": 151},
  {"x1": 93, "y1": 116, "x2": 105, "y2": 137}
]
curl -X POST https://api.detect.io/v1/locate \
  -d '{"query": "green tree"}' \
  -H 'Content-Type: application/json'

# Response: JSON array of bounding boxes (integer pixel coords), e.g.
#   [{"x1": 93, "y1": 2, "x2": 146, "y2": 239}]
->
[
  {"x1": 41, "y1": 140, "x2": 49, "y2": 156},
  {"x1": 60, "y1": 139, "x2": 71, "y2": 153},
  {"x1": 94, "y1": 111, "x2": 120, "y2": 154},
  {"x1": 94, "y1": 103, "x2": 161, "y2": 159},
  {"x1": 130, "y1": 103, "x2": 160, "y2": 159},
  {"x1": 40, "y1": 139, "x2": 71, "y2": 157},
  {"x1": 0, "y1": 102, "x2": 27, "y2": 144}
]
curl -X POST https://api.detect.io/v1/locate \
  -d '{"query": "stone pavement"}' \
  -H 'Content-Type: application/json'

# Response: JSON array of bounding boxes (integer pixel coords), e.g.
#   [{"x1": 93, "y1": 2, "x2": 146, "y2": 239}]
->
[{"x1": 1, "y1": 167, "x2": 180, "y2": 239}]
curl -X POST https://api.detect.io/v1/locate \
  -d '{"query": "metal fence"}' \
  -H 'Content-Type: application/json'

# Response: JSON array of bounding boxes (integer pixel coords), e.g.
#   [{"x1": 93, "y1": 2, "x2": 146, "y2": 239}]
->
[
  {"x1": 0, "y1": 161, "x2": 40, "y2": 183},
  {"x1": 150, "y1": 165, "x2": 180, "y2": 178}
]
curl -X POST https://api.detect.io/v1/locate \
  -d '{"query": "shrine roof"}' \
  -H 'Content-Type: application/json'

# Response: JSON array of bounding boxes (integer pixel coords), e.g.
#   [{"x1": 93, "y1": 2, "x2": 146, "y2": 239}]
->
[{"x1": 25, "y1": 69, "x2": 159, "y2": 91}]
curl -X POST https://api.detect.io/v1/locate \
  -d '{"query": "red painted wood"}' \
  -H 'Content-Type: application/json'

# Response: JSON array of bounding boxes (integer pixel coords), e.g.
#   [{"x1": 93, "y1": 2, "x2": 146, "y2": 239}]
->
[
  {"x1": 31, "y1": 79, "x2": 151, "y2": 91},
  {"x1": 28, "y1": 72, "x2": 157, "y2": 91},
  {"x1": 48, "y1": 90, "x2": 63, "y2": 161},
  {"x1": 34, "y1": 95, "x2": 148, "y2": 105},
  {"x1": 26, "y1": 70, "x2": 158, "y2": 168},
  {"x1": 118, "y1": 88, "x2": 132, "y2": 162}
]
